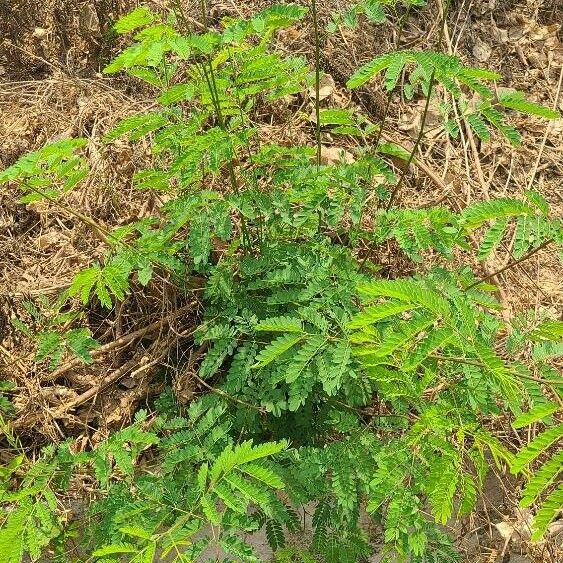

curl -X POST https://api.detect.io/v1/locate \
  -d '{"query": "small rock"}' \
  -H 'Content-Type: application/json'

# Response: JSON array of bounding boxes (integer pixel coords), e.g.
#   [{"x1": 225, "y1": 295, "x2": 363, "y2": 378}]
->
[
  {"x1": 79, "y1": 3, "x2": 100, "y2": 34},
  {"x1": 550, "y1": 42, "x2": 563, "y2": 68},
  {"x1": 476, "y1": 0, "x2": 495, "y2": 14},
  {"x1": 473, "y1": 38, "x2": 492, "y2": 62},
  {"x1": 548, "y1": 519, "x2": 563, "y2": 536},
  {"x1": 495, "y1": 521, "x2": 515, "y2": 540},
  {"x1": 36, "y1": 231, "x2": 62, "y2": 250},
  {"x1": 493, "y1": 26, "x2": 509, "y2": 43},
  {"x1": 120, "y1": 377, "x2": 136, "y2": 389},
  {"x1": 32, "y1": 28, "x2": 48, "y2": 39},
  {"x1": 309, "y1": 73, "x2": 335, "y2": 101},
  {"x1": 320, "y1": 146, "x2": 354, "y2": 165},
  {"x1": 529, "y1": 51, "x2": 548, "y2": 68},
  {"x1": 508, "y1": 26, "x2": 526, "y2": 42}
]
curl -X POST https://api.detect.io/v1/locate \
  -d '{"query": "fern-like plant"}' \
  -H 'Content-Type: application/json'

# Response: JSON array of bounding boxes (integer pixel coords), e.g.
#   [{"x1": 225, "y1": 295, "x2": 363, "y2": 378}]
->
[{"x1": 1, "y1": 2, "x2": 562, "y2": 562}]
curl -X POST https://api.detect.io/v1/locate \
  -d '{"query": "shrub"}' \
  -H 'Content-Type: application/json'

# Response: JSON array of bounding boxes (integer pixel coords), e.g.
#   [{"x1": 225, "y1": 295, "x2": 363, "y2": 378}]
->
[{"x1": 1, "y1": 3, "x2": 561, "y2": 562}]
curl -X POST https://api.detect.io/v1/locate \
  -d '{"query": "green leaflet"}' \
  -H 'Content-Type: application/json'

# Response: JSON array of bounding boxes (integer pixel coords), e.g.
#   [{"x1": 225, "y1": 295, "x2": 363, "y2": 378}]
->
[
  {"x1": 357, "y1": 279, "x2": 450, "y2": 316},
  {"x1": 461, "y1": 198, "x2": 535, "y2": 229},
  {"x1": 114, "y1": 7, "x2": 155, "y2": 34},
  {"x1": 319, "y1": 108, "x2": 355, "y2": 126},
  {"x1": 119, "y1": 525, "x2": 153, "y2": 541},
  {"x1": 524, "y1": 189, "x2": 550, "y2": 215},
  {"x1": 256, "y1": 316, "x2": 304, "y2": 333},
  {"x1": 481, "y1": 106, "x2": 521, "y2": 145},
  {"x1": 384, "y1": 52, "x2": 408, "y2": 91},
  {"x1": 512, "y1": 403, "x2": 560, "y2": 429},
  {"x1": 348, "y1": 52, "x2": 397, "y2": 88},
  {"x1": 402, "y1": 326, "x2": 452, "y2": 371},
  {"x1": 529, "y1": 320, "x2": 563, "y2": 341},
  {"x1": 478, "y1": 218, "x2": 509, "y2": 259},
  {"x1": 253, "y1": 333, "x2": 304, "y2": 368},
  {"x1": 472, "y1": 429, "x2": 515, "y2": 468},
  {"x1": 347, "y1": 301, "x2": 415, "y2": 329},
  {"x1": 239, "y1": 462, "x2": 285, "y2": 489},
  {"x1": 511, "y1": 423, "x2": 563, "y2": 474},
  {"x1": 466, "y1": 112, "x2": 490, "y2": 142},
  {"x1": 221, "y1": 535, "x2": 259, "y2": 562},
  {"x1": 200, "y1": 494, "x2": 222, "y2": 525},
  {"x1": 0, "y1": 504, "x2": 30, "y2": 563},
  {"x1": 158, "y1": 83, "x2": 195, "y2": 105},
  {"x1": 499, "y1": 91, "x2": 560, "y2": 120},
  {"x1": 429, "y1": 462, "x2": 459, "y2": 524},
  {"x1": 285, "y1": 335, "x2": 328, "y2": 383},
  {"x1": 210, "y1": 440, "x2": 287, "y2": 482},
  {"x1": 531, "y1": 484, "x2": 563, "y2": 541},
  {"x1": 369, "y1": 314, "x2": 436, "y2": 358},
  {"x1": 458, "y1": 474, "x2": 477, "y2": 516},
  {"x1": 35, "y1": 331, "x2": 63, "y2": 364},
  {"x1": 474, "y1": 341, "x2": 520, "y2": 402},
  {"x1": 323, "y1": 341, "x2": 352, "y2": 396},
  {"x1": 363, "y1": 0, "x2": 387, "y2": 23},
  {"x1": 92, "y1": 543, "x2": 138, "y2": 556},
  {"x1": 65, "y1": 328, "x2": 99, "y2": 364},
  {"x1": 104, "y1": 112, "x2": 168, "y2": 142},
  {"x1": 513, "y1": 215, "x2": 533, "y2": 259},
  {"x1": 520, "y1": 451, "x2": 563, "y2": 507},
  {"x1": 266, "y1": 518, "x2": 285, "y2": 551},
  {"x1": 224, "y1": 472, "x2": 273, "y2": 512},
  {"x1": 214, "y1": 481, "x2": 247, "y2": 514}
]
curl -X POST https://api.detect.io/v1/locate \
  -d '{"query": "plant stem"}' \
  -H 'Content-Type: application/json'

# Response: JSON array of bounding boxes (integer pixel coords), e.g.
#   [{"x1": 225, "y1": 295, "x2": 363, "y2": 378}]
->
[
  {"x1": 430, "y1": 354, "x2": 563, "y2": 385},
  {"x1": 23, "y1": 184, "x2": 111, "y2": 245},
  {"x1": 373, "y1": 4, "x2": 412, "y2": 149},
  {"x1": 311, "y1": 0, "x2": 322, "y2": 169},
  {"x1": 465, "y1": 239, "x2": 553, "y2": 290},
  {"x1": 21, "y1": 183, "x2": 187, "y2": 290},
  {"x1": 199, "y1": 0, "x2": 250, "y2": 251},
  {"x1": 386, "y1": 0, "x2": 451, "y2": 210}
]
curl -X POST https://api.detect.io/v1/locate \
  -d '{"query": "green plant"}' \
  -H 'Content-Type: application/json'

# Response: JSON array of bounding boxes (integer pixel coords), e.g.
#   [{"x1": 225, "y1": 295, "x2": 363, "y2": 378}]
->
[
  {"x1": 1, "y1": 2, "x2": 562, "y2": 562},
  {"x1": 10, "y1": 295, "x2": 99, "y2": 371},
  {"x1": 0, "y1": 396, "x2": 294, "y2": 562},
  {"x1": 0, "y1": 382, "x2": 16, "y2": 417},
  {"x1": 347, "y1": 50, "x2": 559, "y2": 146},
  {"x1": 327, "y1": 0, "x2": 427, "y2": 32},
  {"x1": 509, "y1": 319, "x2": 563, "y2": 541}
]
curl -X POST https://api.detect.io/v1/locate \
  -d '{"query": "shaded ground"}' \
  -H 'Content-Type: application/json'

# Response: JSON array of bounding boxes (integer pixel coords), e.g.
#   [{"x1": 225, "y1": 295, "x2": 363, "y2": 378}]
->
[{"x1": 1, "y1": 1, "x2": 562, "y2": 562}]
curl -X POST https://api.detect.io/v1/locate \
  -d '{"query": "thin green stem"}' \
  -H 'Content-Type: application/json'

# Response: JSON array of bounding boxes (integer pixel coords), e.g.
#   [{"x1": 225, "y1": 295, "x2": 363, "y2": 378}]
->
[
  {"x1": 22, "y1": 183, "x2": 111, "y2": 245},
  {"x1": 386, "y1": 0, "x2": 451, "y2": 210},
  {"x1": 311, "y1": 0, "x2": 326, "y2": 234},
  {"x1": 198, "y1": 0, "x2": 250, "y2": 251},
  {"x1": 228, "y1": 44, "x2": 266, "y2": 248},
  {"x1": 430, "y1": 354, "x2": 563, "y2": 385},
  {"x1": 311, "y1": 0, "x2": 322, "y2": 169},
  {"x1": 373, "y1": 4, "x2": 412, "y2": 149}
]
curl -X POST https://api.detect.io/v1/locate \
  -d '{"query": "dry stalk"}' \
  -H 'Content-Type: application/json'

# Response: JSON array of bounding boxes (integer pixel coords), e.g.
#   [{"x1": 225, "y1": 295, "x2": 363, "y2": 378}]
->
[{"x1": 45, "y1": 302, "x2": 197, "y2": 381}]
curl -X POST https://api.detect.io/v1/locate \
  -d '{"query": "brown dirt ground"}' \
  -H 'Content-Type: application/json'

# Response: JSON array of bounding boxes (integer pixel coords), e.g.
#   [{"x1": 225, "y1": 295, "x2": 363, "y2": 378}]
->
[{"x1": 1, "y1": 1, "x2": 562, "y2": 562}]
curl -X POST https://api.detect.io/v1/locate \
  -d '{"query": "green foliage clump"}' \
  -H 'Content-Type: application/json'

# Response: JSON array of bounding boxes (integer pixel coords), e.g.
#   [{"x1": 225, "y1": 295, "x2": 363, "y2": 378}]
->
[{"x1": 1, "y1": 2, "x2": 562, "y2": 562}]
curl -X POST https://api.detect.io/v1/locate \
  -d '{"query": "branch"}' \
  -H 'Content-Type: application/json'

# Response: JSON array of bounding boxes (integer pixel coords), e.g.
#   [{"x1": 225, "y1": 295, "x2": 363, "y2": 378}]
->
[
  {"x1": 46, "y1": 303, "x2": 197, "y2": 381},
  {"x1": 465, "y1": 239, "x2": 553, "y2": 290},
  {"x1": 311, "y1": 0, "x2": 322, "y2": 168},
  {"x1": 386, "y1": 0, "x2": 451, "y2": 209}
]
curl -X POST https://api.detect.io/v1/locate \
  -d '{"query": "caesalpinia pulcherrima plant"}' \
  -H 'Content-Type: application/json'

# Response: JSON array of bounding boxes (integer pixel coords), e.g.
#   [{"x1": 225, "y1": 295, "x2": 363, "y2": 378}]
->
[{"x1": 1, "y1": 2, "x2": 562, "y2": 562}]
